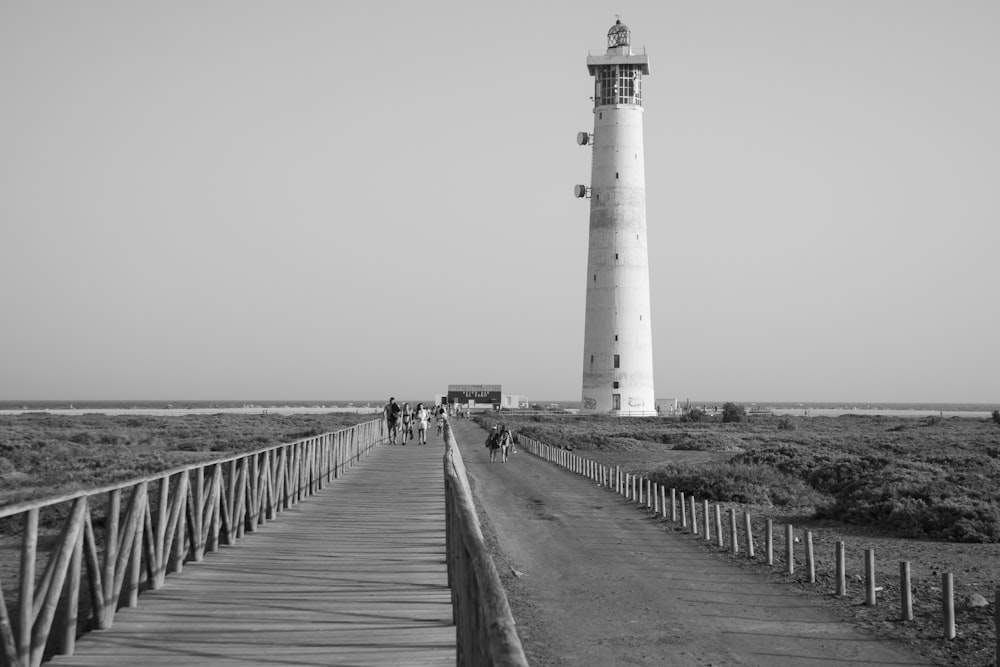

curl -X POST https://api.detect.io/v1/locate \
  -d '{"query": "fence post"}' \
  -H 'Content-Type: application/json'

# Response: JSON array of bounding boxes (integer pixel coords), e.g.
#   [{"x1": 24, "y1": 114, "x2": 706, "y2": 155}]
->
[
  {"x1": 690, "y1": 496, "x2": 698, "y2": 534},
  {"x1": 680, "y1": 492, "x2": 687, "y2": 528},
  {"x1": 671, "y1": 489, "x2": 677, "y2": 522},
  {"x1": 865, "y1": 549, "x2": 876, "y2": 606},
  {"x1": 703, "y1": 500, "x2": 710, "y2": 541},
  {"x1": 729, "y1": 508, "x2": 738, "y2": 555},
  {"x1": 836, "y1": 541, "x2": 846, "y2": 597},
  {"x1": 715, "y1": 504, "x2": 724, "y2": 549},
  {"x1": 660, "y1": 486, "x2": 667, "y2": 519},
  {"x1": 900, "y1": 561, "x2": 913, "y2": 621},
  {"x1": 785, "y1": 524, "x2": 794, "y2": 575},
  {"x1": 943, "y1": 573, "x2": 955, "y2": 640},
  {"x1": 805, "y1": 530, "x2": 815, "y2": 583},
  {"x1": 744, "y1": 511, "x2": 754, "y2": 559},
  {"x1": 765, "y1": 519, "x2": 773, "y2": 566}
]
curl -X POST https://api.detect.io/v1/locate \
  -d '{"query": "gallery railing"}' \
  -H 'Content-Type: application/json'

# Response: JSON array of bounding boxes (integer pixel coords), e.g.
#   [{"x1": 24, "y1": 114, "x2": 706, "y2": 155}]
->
[
  {"x1": 0, "y1": 419, "x2": 383, "y2": 667},
  {"x1": 442, "y1": 422, "x2": 527, "y2": 667}
]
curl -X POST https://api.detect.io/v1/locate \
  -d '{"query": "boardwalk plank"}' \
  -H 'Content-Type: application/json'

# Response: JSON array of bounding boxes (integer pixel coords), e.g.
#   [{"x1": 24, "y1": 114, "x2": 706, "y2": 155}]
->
[{"x1": 49, "y1": 441, "x2": 455, "y2": 667}]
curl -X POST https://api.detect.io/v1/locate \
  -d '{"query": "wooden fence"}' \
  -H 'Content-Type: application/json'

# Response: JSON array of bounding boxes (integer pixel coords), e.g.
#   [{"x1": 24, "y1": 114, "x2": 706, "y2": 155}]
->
[
  {"x1": 0, "y1": 419, "x2": 384, "y2": 667},
  {"x1": 507, "y1": 426, "x2": 1000, "y2": 667},
  {"x1": 442, "y1": 422, "x2": 527, "y2": 667}
]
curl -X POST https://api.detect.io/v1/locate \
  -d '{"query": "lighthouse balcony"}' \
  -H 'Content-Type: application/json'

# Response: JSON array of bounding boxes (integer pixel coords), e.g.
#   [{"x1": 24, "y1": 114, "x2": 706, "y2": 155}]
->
[{"x1": 586, "y1": 52, "x2": 650, "y2": 75}]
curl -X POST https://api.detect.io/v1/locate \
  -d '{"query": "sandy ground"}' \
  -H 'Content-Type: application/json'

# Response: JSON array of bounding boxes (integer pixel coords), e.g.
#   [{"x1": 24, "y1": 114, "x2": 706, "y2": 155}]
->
[{"x1": 450, "y1": 419, "x2": 935, "y2": 666}]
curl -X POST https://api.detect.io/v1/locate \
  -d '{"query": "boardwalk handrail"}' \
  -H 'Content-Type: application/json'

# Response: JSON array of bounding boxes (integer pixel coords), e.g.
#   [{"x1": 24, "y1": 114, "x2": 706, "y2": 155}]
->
[
  {"x1": 0, "y1": 419, "x2": 384, "y2": 667},
  {"x1": 442, "y1": 421, "x2": 528, "y2": 667}
]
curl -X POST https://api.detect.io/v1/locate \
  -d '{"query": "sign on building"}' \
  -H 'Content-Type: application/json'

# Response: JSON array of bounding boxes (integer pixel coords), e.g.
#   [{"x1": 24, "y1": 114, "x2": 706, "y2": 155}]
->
[{"x1": 447, "y1": 384, "x2": 501, "y2": 408}]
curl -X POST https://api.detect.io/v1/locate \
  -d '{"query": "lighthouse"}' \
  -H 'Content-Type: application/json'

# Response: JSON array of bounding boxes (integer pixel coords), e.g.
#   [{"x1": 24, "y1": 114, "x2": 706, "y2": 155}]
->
[{"x1": 575, "y1": 19, "x2": 656, "y2": 416}]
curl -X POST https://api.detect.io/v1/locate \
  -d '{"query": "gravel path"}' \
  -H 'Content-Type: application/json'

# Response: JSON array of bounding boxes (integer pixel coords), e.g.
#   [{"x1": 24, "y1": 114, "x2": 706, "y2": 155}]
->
[{"x1": 450, "y1": 419, "x2": 933, "y2": 666}]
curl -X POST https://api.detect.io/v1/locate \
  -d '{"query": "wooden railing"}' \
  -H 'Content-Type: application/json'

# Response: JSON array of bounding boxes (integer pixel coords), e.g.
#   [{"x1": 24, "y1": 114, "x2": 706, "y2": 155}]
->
[
  {"x1": 0, "y1": 419, "x2": 384, "y2": 667},
  {"x1": 442, "y1": 422, "x2": 527, "y2": 667}
]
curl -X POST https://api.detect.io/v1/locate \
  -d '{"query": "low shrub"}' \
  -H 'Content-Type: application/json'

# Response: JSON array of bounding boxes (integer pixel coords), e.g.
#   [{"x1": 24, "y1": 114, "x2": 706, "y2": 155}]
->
[
  {"x1": 649, "y1": 462, "x2": 827, "y2": 507},
  {"x1": 721, "y1": 402, "x2": 746, "y2": 423}
]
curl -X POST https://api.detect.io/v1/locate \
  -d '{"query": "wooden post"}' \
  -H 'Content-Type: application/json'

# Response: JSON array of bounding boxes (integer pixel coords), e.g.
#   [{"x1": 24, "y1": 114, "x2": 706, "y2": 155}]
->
[
  {"x1": 995, "y1": 590, "x2": 999, "y2": 667},
  {"x1": 661, "y1": 486, "x2": 667, "y2": 519},
  {"x1": 680, "y1": 492, "x2": 687, "y2": 528},
  {"x1": 0, "y1": 582, "x2": 18, "y2": 665},
  {"x1": 729, "y1": 508, "x2": 738, "y2": 555},
  {"x1": 638, "y1": 477, "x2": 644, "y2": 505},
  {"x1": 943, "y1": 573, "x2": 955, "y2": 640},
  {"x1": 765, "y1": 519, "x2": 773, "y2": 566},
  {"x1": 703, "y1": 500, "x2": 710, "y2": 541},
  {"x1": 744, "y1": 511, "x2": 754, "y2": 559},
  {"x1": 102, "y1": 490, "x2": 120, "y2": 628},
  {"x1": 61, "y1": 521, "x2": 84, "y2": 656},
  {"x1": 836, "y1": 541, "x2": 846, "y2": 597},
  {"x1": 652, "y1": 482, "x2": 659, "y2": 513},
  {"x1": 805, "y1": 530, "x2": 815, "y2": 583},
  {"x1": 690, "y1": 496, "x2": 698, "y2": 534},
  {"x1": 715, "y1": 504, "x2": 723, "y2": 549},
  {"x1": 671, "y1": 489, "x2": 677, "y2": 522},
  {"x1": 785, "y1": 524, "x2": 794, "y2": 575},
  {"x1": 900, "y1": 561, "x2": 913, "y2": 621},
  {"x1": 864, "y1": 549, "x2": 876, "y2": 606},
  {"x1": 19, "y1": 508, "x2": 39, "y2": 663}
]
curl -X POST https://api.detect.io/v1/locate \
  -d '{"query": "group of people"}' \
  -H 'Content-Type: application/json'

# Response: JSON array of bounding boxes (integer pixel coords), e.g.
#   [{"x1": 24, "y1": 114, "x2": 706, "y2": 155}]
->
[
  {"x1": 485, "y1": 425, "x2": 514, "y2": 463},
  {"x1": 383, "y1": 397, "x2": 449, "y2": 445},
  {"x1": 383, "y1": 398, "x2": 516, "y2": 465}
]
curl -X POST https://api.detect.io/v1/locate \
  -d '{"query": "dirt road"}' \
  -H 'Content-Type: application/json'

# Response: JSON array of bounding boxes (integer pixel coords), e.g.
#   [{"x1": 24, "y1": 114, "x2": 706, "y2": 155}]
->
[{"x1": 450, "y1": 419, "x2": 933, "y2": 666}]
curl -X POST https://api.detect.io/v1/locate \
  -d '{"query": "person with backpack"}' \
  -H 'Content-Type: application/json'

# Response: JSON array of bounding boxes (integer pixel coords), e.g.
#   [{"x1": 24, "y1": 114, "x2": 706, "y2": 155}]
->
[
  {"x1": 485, "y1": 425, "x2": 501, "y2": 463},
  {"x1": 384, "y1": 397, "x2": 402, "y2": 444}
]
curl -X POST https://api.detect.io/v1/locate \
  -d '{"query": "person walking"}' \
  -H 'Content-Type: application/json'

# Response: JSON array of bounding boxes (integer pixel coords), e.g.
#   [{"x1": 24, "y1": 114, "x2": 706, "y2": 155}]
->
[
  {"x1": 384, "y1": 397, "x2": 402, "y2": 444},
  {"x1": 401, "y1": 403, "x2": 414, "y2": 444},
  {"x1": 486, "y1": 425, "x2": 501, "y2": 463},
  {"x1": 414, "y1": 403, "x2": 429, "y2": 445},
  {"x1": 436, "y1": 404, "x2": 446, "y2": 436},
  {"x1": 499, "y1": 426, "x2": 513, "y2": 463}
]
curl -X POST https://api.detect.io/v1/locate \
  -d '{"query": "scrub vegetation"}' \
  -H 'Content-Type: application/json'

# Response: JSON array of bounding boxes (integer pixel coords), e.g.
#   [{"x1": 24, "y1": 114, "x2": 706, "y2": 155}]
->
[
  {"x1": 487, "y1": 411, "x2": 1000, "y2": 543},
  {"x1": 0, "y1": 412, "x2": 375, "y2": 509}
]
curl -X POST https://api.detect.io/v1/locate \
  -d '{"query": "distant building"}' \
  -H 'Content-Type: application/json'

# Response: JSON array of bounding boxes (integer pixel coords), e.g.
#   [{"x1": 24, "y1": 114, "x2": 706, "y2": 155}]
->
[
  {"x1": 656, "y1": 398, "x2": 679, "y2": 415},
  {"x1": 500, "y1": 395, "x2": 529, "y2": 410},
  {"x1": 447, "y1": 384, "x2": 501, "y2": 409}
]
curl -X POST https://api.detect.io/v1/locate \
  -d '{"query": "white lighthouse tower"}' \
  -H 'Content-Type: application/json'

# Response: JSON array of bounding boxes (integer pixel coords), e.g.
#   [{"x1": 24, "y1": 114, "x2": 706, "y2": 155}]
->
[{"x1": 575, "y1": 19, "x2": 656, "y2": 416}]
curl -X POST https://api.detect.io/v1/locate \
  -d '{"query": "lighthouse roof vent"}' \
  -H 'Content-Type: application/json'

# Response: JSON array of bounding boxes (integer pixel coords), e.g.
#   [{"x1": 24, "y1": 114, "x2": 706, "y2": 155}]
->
[{"x1": 607, "y1": 19, "x2": 630, "y2": 48}]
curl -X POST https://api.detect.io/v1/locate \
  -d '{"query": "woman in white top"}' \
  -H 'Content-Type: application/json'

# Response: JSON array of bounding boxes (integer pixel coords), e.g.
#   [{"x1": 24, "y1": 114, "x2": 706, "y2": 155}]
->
[{"x1": 414, "y1": 403, "x2": 429, "y2": 445}]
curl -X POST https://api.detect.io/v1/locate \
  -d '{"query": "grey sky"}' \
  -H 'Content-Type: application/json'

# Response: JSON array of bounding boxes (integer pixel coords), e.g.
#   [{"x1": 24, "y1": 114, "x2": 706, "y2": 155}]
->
[{"x1": 1, "y1": 2, "x2": 997, "y2": 403}]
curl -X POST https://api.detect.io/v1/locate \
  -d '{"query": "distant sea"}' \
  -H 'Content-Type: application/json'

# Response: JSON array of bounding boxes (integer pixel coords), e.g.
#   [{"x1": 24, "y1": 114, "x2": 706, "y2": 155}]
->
[
  {"x1": 0, "y1": 400, "x2": 385, "y2": 416},
  {"x1": 0, "y1": 399, "x2": 995, "y2": 419}
]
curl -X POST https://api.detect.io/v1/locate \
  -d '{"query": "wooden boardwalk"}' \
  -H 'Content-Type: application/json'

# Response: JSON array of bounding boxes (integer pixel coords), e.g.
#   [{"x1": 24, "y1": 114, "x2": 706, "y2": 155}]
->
[{"x1": 49, "y1": 439, "x2": 455, "y2": 667}]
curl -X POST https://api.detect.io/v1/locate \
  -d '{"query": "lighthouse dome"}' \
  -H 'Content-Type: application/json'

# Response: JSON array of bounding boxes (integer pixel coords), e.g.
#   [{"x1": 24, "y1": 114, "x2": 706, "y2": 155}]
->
[{"x1": 607, "y1": 19, "x2": 630, "y2": 48}]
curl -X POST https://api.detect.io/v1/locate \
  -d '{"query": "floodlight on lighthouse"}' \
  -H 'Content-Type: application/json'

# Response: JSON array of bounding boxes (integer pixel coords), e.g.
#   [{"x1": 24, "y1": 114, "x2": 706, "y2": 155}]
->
[
  {"x1": 573, "y1": 184, "x2": 589, "y2": 199},
  {"x1": 576, "y1": 132, "x2": 592, "y2": 146}
]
